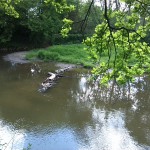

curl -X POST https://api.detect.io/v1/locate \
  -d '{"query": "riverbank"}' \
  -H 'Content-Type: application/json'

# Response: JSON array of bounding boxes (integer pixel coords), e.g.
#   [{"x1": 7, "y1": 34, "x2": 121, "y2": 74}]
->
[
  {"x1": 3, "y1": 51, "x2": 30, "y2": 64},
  {"x1": 25, "y1": 44, "x2": 94, "y2": 68},
  {"x1": 3, "y1": 50, "x2": 80, "y2": 70}
]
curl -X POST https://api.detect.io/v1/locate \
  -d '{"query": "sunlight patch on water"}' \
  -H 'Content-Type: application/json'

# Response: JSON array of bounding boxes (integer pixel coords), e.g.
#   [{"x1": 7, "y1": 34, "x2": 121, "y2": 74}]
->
[
  {"x1": 72, "y1": 76, "x2": 150, "y2": 150},
  {"x1": 79, "y1": 108, "x2": 145, "y2": 150},
  {"x1": 23, "y1": 127, "x2": 78, "y2": 150},
  {"x1": 0, "y1": 121, "x2": 25, "y2": 150},
  {"x1": 79, "y1": 77, "x2": 87, "y2": 93}
]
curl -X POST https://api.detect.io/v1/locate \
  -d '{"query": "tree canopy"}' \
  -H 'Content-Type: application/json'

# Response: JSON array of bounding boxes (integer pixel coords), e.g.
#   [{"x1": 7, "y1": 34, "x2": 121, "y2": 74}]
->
[
  {"x1": 81, "y1": 0, "x2": 150, "y2": 84},
  {"x1": 0, "y1": 0, "x2": 74, "y2": 47},
  {"x1": 0, "y1": 0, "x2": 20, "y2": 18}
]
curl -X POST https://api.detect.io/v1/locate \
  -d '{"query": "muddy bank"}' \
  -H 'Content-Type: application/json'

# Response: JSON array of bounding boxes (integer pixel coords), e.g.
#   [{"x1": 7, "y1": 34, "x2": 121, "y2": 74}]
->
[
  {"x1": 3, "y1": 51, "x2": 77, "y2": 69},
  {"x1": 3, "y1": 51, "x2": 30, "y2": 64}
]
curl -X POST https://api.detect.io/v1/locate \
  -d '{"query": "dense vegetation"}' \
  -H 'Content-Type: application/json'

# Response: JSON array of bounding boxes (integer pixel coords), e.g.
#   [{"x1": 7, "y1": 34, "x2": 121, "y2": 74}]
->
[
  {"x1": 26, "y1": 43, "x2": 138, "y2": 69},
  {"x1": 0, "y1": 0, "x2": 99, "y2": 50},
  {"x1": 83, "y1": 0, "x2": 150, "y2": 84},
  {"x1": 0, "y1": 0, "x2": 63, "y2": 49},
  {"x1": 61, "y1": 0, "x2": 150, "y2": 84},
  {"x1": 26, "y1": 44, "x2": 94, "y2": 67}
]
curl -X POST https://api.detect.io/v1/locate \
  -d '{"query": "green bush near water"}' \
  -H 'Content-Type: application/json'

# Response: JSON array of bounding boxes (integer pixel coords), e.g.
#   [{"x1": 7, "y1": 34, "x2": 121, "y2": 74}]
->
[
  {"x1": 26, "y1": 44, "x2": 94, "y2": 68},
  {"x1": 37, "y1": 51, "x2": 60, "y2": 61}
]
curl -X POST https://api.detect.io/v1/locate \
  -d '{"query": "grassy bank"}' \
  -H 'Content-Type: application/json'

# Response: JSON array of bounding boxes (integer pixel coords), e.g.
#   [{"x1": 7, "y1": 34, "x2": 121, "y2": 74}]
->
[
  {"x1": 26, "y1": 43, "x2": 139, "y2": 69},
  {"x1": 26, "y1": 44, "x2": 95, "y2": 68}
]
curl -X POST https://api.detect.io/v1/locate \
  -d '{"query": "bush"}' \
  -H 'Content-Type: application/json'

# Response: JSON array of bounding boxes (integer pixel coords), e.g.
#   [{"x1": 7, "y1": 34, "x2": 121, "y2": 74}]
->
[
  {"x1": 37, "y1": 50, "x2": 60, "y2": 61},
  {"x1": 37, "y1": 50, "x2": 45, "y2": 59},
  {"x1": 26, "y1": 44, "x2": 94, "y2": 67}
]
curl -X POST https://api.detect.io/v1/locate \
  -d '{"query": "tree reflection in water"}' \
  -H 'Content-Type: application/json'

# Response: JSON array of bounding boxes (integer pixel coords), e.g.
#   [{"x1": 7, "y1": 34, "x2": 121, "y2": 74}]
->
[{"x1": 72, "y1": 75, "x2": 150, "y2": 149}]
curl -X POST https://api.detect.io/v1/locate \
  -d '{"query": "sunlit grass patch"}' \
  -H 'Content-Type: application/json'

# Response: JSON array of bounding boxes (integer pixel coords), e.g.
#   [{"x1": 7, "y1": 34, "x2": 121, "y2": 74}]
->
[{"x1": 26, "y1": 44, "x2": 94, "y2": 68}]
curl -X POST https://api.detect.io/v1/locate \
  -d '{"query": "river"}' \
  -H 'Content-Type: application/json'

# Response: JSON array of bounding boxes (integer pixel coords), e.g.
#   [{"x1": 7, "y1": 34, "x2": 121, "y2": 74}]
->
[{"x1": 0, "y1": 54, "x2": 150, "y2": 150}]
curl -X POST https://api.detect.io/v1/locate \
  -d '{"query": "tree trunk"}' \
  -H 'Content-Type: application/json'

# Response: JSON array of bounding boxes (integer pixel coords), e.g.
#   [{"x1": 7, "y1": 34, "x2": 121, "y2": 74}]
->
[{"x1": 39, "y1": 66, "x2": 75, "y2": 92}]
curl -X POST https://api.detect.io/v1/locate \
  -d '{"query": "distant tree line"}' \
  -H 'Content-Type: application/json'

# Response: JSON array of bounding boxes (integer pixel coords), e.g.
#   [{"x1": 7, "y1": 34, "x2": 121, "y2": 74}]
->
[{"x1": 0, "y1": 0, "x2": 101, "y2": 51}]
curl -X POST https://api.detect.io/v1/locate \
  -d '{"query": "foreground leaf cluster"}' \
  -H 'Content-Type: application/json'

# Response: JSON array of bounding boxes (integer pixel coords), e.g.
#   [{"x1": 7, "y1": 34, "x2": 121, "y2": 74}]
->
[{"x1": 84, "y1": 0, "x2": 150, "y2": 84}]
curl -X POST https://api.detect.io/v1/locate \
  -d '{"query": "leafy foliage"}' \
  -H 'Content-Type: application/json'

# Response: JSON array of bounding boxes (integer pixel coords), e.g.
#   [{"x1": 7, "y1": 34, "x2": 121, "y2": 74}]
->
[
  {"x1": 0, "y1": 0, "x2": 20, "y2": 18},
  {"x1": 0, "y1": 0, "x2": 74, "y2": 47},
  {"x1": 61, "y1": 18, "x2": 73, "y2": 37},
  {"x1": 0, "y1": 0, "x2": 20, "y2": 44},
  {"x1": 44, "y1": 0, "x2": 75, "y2": 13},
  {"x1": 26, "y1": 44, "x2": 94, "y2": 67},
  {"x1": 83, "y1": 0, "x2": 150, "y2": 84}
]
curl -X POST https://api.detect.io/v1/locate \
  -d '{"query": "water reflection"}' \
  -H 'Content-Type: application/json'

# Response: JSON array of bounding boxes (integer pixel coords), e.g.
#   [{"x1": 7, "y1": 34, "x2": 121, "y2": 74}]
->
[
  {"x1": 0, "y1": 55, "x2": 150, "y2": 150},
  {"x1": 72, "y1": 75, "x2": 150, "y2": 149},
  {"x1": 0, "y1": 120, "x2": 25, "y2": 150},
  {"x1": 79, "y1": 109, "x2": 143, "y2": 150}
]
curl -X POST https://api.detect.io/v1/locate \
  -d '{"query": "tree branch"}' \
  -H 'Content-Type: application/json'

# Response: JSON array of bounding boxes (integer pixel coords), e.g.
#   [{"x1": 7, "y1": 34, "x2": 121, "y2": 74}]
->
[{"x1": 80, "y1": 0, "x2": 94, "y2": 34}]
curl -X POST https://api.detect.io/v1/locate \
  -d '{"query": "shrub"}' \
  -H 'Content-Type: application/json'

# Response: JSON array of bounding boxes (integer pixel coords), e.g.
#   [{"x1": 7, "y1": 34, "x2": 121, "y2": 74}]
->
[{"x1": 37, "y1": 50, "x2": 60, "y2": 61}]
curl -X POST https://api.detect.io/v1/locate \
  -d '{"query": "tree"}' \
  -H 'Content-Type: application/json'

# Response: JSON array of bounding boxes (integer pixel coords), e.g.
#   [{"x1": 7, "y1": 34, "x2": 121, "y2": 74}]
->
[
  {"x1": 64, "y1": 0, "x2": 102, "y2": 35},
  {"x1": 0, "y1": 0, "x2": 20, "y2": 18},
  {"x1": 0, "y1": 0, "x2": 74, "y2": 48},
  {"x1": 17, "y1": 0, "x2": 64, "y2": 46},
  {"x1": 79, "y1": 0, "x2": 150, "y2": 84},
  {"x1": 0, "y1": 0, "x2": 20, "y2": 44}
]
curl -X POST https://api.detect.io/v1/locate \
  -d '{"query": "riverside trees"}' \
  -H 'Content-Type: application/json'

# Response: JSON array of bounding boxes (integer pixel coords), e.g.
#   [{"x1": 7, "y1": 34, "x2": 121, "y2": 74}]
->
[
  {"x1": 61, "y1": 0, "x2": 150, "y2": 84},
  {"x1": 83, "y1": 0, "x2": 150, "y2": 84},
  {"x1": 0, "y1": 0, "x2": 101, "y2": 48},
  {"x1": 64, "y1": 0, "x2": 150, "y2": 84},
  {"x1": 0, "y1": 0, "x2": 20, "y2": 18},
  {"x1": 0, "y1": 0, "x2": 74, "y2": 47}
]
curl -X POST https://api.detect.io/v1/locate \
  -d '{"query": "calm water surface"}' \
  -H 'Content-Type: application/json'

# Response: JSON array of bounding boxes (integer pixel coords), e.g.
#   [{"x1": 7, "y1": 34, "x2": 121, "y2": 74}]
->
[{"x1": 0, "y1": 54, "x2": 150, "y2": 150}]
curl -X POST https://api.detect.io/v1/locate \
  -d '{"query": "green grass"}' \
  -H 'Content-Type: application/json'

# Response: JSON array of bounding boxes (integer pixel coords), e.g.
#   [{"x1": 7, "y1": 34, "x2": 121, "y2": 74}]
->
[
  {"x1": 26, "y1": 44, "x2": 139, "y2": 69},
  {"x1": 26, "y1": 44, "x2": 94, "y2": 68}
]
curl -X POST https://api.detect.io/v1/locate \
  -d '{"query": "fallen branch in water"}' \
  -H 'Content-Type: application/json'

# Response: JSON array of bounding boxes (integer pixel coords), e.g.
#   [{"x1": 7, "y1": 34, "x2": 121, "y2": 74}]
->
[{"x1": 39, "y1": 66, "x2": 75, "y2": 92}]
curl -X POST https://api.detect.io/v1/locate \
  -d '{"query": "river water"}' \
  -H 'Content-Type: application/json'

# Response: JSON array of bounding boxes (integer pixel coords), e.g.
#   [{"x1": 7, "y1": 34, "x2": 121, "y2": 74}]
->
[{"x1": 0, "y1": 54, "x2": 150, "y2": 150}]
